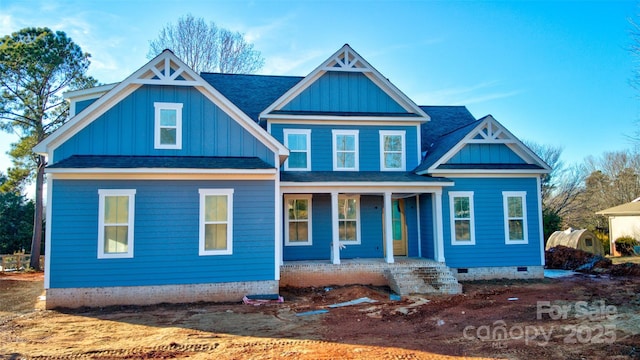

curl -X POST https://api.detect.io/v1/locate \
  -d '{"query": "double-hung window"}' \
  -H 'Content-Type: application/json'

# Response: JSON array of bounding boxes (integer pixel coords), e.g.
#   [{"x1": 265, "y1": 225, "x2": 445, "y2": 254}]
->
[
  {"x1": 332, "y1": 130, "x2": 359, "y2": 171},
  {"x1": 154, "y1": 102, "x2": 183, "y2": 149},
  {"x1": 284, "y1": 129, "x2": 311, "y2": 171},
  {"x1": 503, "y1": 191, "x2": 528, "y2": 244},
  {"x1": 338, "y1": 195, "x2": 361, "y2": 244},
  {"x1": 379, "y1": 130, "x2": 406, "y2": 171},
  {"x1": 98, "y1": 189, "x2": 136, "y2": 259},
  {"x1": 449, "y1": 192, "x2": 475, "y2": 245},
  {"x1": 285, "y1": 195, "x2": 312, "y2": 246},
  {"x1": 199, "y1": 189, "x2": 234, "y2": 255}
]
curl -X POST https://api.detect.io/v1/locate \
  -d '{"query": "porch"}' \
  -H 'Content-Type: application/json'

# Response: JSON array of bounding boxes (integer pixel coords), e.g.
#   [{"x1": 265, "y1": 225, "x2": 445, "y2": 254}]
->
[{"x1": 280, "y1": 257, "x2": 462, "y2": 295}]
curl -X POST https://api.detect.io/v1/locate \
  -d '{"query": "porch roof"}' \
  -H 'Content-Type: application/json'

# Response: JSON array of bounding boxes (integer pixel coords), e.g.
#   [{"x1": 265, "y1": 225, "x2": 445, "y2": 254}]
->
[
  {"x1": 47, "y1": 155, "x2": 274, "y2": 170},
  {"x1": 281, "y1": 171, "x2": 451, "y2": 184}
]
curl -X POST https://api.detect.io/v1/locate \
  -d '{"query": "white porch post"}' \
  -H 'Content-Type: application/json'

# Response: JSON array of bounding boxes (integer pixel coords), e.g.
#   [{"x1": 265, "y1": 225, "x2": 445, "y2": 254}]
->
[
  {"x1": 434, "y1": 190, "x2": 446, "y2": 262},
  {"x1": 331, "y1": 192, "x2": 341, "y2": 264},
  {"x1": 384, "y1": 192, "x2": 394, "y2": 264}
]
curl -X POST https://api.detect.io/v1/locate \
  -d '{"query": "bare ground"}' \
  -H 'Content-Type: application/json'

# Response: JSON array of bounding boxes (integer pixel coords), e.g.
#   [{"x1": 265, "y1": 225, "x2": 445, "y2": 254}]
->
[{"x1": 1, "y1": 272, "x2": 639, "y2": 359}]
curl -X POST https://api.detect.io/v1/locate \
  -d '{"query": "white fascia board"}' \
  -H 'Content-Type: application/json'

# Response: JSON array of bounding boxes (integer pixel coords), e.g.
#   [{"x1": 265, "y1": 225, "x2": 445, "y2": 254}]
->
[
  {"x1": 259, "y1": 44, "x2": 429, "y2": 120},
  {"x1": 264, "y1": 115, "x2": 428, "y2": 122},
  {"x1": 426, "y1": 172, "x2": 547, "y2": 178},
  {"x1": 266, "y1": 118, "x2": 426, "y2": 126},
  {"x1": 280, "y1": 182, "x2": 454, "y2": 193},
  {"x1": 63, "y1": 83, "x2": 118, "y2": 100},
  {"x1": 46, "y1": 167, "x2": 277, "y2": 175}
]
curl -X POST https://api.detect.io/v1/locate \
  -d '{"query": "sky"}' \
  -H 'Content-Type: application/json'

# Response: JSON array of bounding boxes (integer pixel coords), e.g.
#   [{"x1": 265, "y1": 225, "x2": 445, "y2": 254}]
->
[{"x1": 0, "y1": 0, "x2": 639, "y2": 178}]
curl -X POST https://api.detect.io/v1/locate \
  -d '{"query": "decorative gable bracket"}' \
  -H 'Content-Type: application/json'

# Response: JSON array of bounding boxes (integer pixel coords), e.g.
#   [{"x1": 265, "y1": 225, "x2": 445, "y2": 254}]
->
[
  {"x1": 468, "y1": 117, "x2": 515, "y2": 144},
  {"x1": 131, "y1": 52, "x2": 202, "y2": 86},
  {"x1": 322, "y1": 47, "x2": 371, "y2": 72}
]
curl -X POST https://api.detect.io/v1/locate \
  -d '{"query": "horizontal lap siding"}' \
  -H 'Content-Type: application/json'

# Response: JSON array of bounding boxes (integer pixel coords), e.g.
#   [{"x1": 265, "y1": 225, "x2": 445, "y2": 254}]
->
[
  {"x1": 270, "y1": 124, "x2": 419, "y2": 171},
  {"x1": 404, "y1": 197, "x2": 420, "y2": 257},
  {"x1": 49, "y1": 179, "x2": 275, "y2": 288},
  {"x1": 54, "y1": 86, "x2": 274, "y2": 165},
  {"x1": 442, "y1": 177, "x2": 542, "y2": 268},
  {"x1": 281, "y1": 72, "x2": 407, "y2": 113}
]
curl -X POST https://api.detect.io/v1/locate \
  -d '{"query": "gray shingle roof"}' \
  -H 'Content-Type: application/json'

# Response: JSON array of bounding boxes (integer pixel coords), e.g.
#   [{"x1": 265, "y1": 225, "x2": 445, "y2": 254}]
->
[
  {"x1": 48, "y1": 155, "x2": 274, "y2": 170},
  {"x1": 420, "y1": 106, "x2": 477, "y2": 151},
  {"x1": 281, "y1": 171, "x2": 451, "y2": 183},
  {"x1": 201, "y1": 73, "x2": 303, "y2": 123},
  {"x1": 414, "y1": 119, "x2": 481, "y2": 173}
]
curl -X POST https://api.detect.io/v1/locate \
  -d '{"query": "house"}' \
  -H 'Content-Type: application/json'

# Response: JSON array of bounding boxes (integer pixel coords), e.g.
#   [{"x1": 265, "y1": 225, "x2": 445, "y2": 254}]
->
[
  {"x1": 34, "y1": 44, "x2": 551, "y2": 309},
  {"x1": 596, "y1": 197, "x2": 640, "y2": 256}
]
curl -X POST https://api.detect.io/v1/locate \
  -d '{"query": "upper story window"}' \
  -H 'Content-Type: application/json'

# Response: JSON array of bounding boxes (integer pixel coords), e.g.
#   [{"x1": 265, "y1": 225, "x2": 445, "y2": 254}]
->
[
  {"x1": 284, "y1": 129, "x2": 311, "y2": 171},
  {"x1": 285, "y1": 195, "x2": 312, "y2": 246},
  {"x1": 449, "y1": 191, "x2": 475, "y2": 245},
  {"x1": 154, "y1": 102, "x2": 183, "y2": 149},
  {"x1": 503, "y1": 191, "x2": 528, "y2": 244},
  {"x1": 98, "y1": 189, "x2": 136, "y2": 259},
  {"x1": 332, "y1": 130, "x2": 359, "y2": 171},
  {"x1": 199, "y1": 189, "x2": 234, "y2": 255},
  {"x1": 379, "y1": 130, "x2": 406, "y2": 171}
]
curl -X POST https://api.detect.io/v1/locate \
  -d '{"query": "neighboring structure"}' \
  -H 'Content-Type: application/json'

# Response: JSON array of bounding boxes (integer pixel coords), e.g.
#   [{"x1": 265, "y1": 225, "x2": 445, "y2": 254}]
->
[
  {"x1": 546, "y1": 228, "x2": 604, "y2": 256},
  {"x1": 34, "y1": 45, "x2": 551, "y2": 308},
  {"x1": 597, "y1": 198, "x2": 640, "y2": 256}
]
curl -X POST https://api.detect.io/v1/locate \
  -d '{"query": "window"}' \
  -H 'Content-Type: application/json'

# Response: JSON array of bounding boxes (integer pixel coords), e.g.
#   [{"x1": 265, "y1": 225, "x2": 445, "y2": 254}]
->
[
  {"x1": 285, "y1": 195, "x2": 312, "y2": 246},
  {"x1": 199, "y1": 189, "x2": 234, "y2": 255},
  {"x1": 332, "y1": 130, "x2": 359, "y2": 171},
  {"x1": 284, "y1": 129, "x2": 311, "y2": 171},
  {"x1": 503, "y1": 191, "x2": 528, "y2": 244},
  {"x1": 154, "y1": 102, "x2": 183, "y2": 149},
  {"x1": 379, "y1": 130, "x2": 406, "y2": 171},
  {"x1": 338, "y1": 195, "x2": 361, "y2": 244},
  {"x1": 449, "y1": 192, "x2": 475, "y2": 245},
  {"x1": 98, "y1": 189, "x2": 136, "y2": 259}
]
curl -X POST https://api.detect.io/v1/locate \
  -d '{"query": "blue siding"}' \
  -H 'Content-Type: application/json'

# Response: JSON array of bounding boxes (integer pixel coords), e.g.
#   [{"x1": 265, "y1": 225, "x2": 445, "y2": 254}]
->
[
  {"x1": 282, "y1": 72, "x2": 408, "y2": 114},
  {"x1": 271, "y1": 124, "x2": 419, "y2": 171},
  {"x1": 419, "y1": 194, "x2": 435, "y2": 259},
  {"x1": 75, "y1": 99, "x2": 97, "y2": 114},
  {"x1": 404, "y1": 197, "x2": 420, "y2": 257},
  {"x1": 447, "y1": 144, "x2": 525, "y2": 164},
  {"x1": 441, "y1": 177, "x2": 542, "y2": 268},
  {"x1": 283, "y1": 195, "x2": 386, "y2": 260},
  {"x1": 54, "y1": 85, "x2": 275, "y2": 165},
  {"x1": 49, "y1": 179, "x2": 275, "y2": 288}
]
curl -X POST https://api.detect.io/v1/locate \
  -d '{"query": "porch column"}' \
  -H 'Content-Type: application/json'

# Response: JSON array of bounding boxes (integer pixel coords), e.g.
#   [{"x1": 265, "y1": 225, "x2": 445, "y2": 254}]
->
[
  {"x1": 331, "y1": 192, "x2": 341, "y2": 264},
  {"x1": 384, "y1": 192, "x2": 394, "y2": 264},
  {"x1": 434, "y1": 190, "x2": 446, "y2": 262}
]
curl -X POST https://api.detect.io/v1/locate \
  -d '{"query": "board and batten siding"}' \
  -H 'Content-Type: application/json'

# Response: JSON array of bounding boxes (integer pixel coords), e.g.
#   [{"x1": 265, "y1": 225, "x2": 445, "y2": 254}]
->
[
  {"x1": 281, "y1": 72, "x2": 408, "y2": 114},
  {"x1": 447, "y1": 144, "x2": 525, "y2": 164},
  {"x1": 271, "y1": 124, "x2": 419, "y2": 171},
  {"x1": 442, "y1": 177, "x2": 542, "y2": 268},
  {"x1": 49, "y1": 179, "x2": 275, "y2": 288},
  {"x1": 53, "y1": 85, "x2": 275, "y2": 165}
]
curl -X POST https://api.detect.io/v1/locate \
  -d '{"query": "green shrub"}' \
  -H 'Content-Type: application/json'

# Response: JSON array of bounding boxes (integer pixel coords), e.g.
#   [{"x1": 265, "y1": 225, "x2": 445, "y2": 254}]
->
[{"x1": 614, "y1": 236, "x2": 639, "y2": 256}]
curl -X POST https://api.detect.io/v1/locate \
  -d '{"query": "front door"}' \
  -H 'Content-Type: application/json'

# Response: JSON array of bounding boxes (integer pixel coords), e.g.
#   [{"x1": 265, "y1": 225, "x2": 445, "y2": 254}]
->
[{"x1": 392, "y1": 199, "x2": 407, "y2": 256}]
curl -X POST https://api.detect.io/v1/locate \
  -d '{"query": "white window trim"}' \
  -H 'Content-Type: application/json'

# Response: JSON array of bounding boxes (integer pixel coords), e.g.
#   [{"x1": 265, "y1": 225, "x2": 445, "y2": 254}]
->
[
  {"x1": 154, "y1": 102, "x2": 183, "y2": 149},
  {"x1": 98, "y1": 189, "x2": 136, "y2": 259},
  {"x1": 284, "y1": 194, "x2": 313, "y2": 246},
  {"x1": 379, "y1": 130, "x2": 406, "y2": 171},
  {"x1": 283, "y1": 129, "x2": 311, "y2": 171},
  {"x1": 449, "y1": 191, "x2": 476, "y2": 246},
  {"x1": 199, "y1": 189, "x2": 234, "y2": 255},
  {"x1": 503, "y1": 191, "x2": 529, "y2": 244},
  {"x1": 332, "y1": 129, "x2": 360, "y2": 171},
  {"x1": 338, "y1": 194, "x2": 361, "y2": 245}
]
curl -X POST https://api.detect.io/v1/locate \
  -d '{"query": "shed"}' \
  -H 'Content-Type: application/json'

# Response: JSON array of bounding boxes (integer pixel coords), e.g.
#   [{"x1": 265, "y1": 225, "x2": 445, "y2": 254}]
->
[
  {"x1": 596, "y1": 197, "x2": 640, "y2": 256},
  {"x1": 546, "y1": 228, "x2": 604, "y2": 256}
]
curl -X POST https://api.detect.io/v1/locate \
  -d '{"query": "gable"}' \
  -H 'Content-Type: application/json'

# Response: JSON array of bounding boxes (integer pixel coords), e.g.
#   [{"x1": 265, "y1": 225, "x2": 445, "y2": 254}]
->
[
  {"x1": 35, "y1": 50, "x2": 288, "y2": 163},
  {"x1": 279, "y1": 71, "x2": 408, "y2": 114},
  {"x1": 261, "y1": 44, "x2": 429, "y2": 121},
  {"x1": 417, "y1": 115, "x2": 550, "y2": 175},
  {"x1": 52, "y1": 85, "x2": 277, "y2": 165}
]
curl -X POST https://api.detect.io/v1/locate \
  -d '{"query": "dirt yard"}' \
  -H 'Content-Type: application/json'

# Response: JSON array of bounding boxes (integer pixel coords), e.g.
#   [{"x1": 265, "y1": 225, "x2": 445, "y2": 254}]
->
[{"x1": 1, "y1": 272, "x2": 639, "y2": 360}]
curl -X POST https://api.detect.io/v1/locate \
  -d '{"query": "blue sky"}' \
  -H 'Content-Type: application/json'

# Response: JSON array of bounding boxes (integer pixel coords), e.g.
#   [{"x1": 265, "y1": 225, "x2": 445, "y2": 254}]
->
[{"x1": 0, "y1": 0, "x2": 638, "y2": 176}]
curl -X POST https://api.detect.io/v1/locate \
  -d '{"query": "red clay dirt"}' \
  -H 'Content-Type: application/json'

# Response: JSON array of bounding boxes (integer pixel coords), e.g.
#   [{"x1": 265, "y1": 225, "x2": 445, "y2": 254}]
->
[{"x1": 1, "y1": 271, "x2": 640, "y2": 359}]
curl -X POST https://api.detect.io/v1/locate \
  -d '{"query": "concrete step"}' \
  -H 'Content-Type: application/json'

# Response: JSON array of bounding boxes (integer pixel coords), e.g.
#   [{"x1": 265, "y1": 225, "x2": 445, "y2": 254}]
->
[{"x1": 384, "y1": 264, "x2": 462, "y2": 296}]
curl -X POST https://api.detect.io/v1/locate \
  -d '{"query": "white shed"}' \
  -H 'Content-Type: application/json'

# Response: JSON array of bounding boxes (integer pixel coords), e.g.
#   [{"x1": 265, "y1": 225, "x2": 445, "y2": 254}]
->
[{"x1": 546, "y1": 228, "x2": 604, "y2": 256}]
